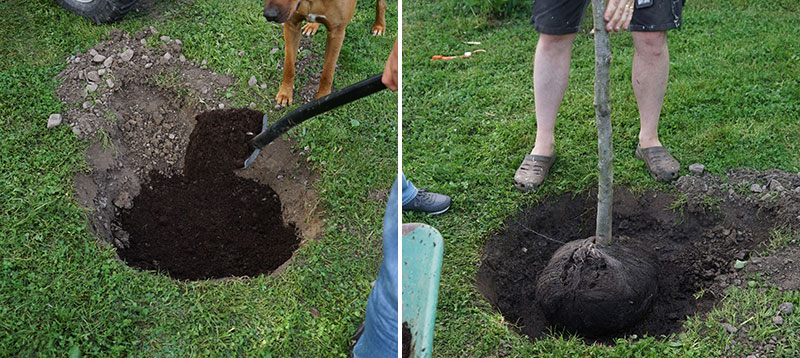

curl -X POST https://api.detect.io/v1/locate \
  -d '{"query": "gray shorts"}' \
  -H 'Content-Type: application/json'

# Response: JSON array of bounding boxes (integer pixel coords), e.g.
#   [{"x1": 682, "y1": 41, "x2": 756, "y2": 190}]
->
[{"x1": 531, "y1": 0, "x2": 685, "y2": 34}]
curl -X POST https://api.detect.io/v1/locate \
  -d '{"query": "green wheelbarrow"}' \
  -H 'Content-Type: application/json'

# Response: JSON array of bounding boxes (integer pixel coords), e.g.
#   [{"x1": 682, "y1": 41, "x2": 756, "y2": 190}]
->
[{"x1": 402, "y1": 223, "x2": 444, "y2": 358}]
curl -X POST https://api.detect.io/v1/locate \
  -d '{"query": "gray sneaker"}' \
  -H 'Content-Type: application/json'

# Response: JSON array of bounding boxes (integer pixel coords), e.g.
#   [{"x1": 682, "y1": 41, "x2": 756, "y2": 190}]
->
[{"x1": 403, "y1": 189, "x2": 452, "y2": 215}]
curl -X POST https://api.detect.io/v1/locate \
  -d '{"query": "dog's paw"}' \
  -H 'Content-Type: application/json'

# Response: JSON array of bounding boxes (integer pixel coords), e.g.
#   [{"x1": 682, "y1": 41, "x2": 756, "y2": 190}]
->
[
  {"x1": 371, "y1": 24, "x2": 385, "y2": 36},
  {"x1": 275, "y1": 90, "x2": 294, "y2": 107},
  {"x1": 301, "y1": 22, "x2": 320, "y2": 37}
]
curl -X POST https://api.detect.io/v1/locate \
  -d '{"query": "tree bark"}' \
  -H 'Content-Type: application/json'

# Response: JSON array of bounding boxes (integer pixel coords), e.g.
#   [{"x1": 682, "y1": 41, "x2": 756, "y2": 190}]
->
[{"x1": 592, "y1": 0, "x2": 613, "y2": 243}]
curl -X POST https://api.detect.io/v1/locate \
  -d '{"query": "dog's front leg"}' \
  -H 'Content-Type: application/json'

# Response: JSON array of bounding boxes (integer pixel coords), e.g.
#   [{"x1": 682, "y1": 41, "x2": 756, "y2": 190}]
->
[
  {"x1": 372, "y1": 0, "x2": 386, "y2": 36},
  {"x1": 317, "y1": 26, "x2": 347, "y2": 98},
  {"x1": 276, "y1": 19, "x2": 303, "y2": 107}
]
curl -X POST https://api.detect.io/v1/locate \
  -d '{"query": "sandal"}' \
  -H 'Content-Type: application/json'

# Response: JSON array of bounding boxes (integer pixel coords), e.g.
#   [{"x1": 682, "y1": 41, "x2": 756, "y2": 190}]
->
[
  {"x1": 514, "y1": 154, "x2": 556, "y2": 192},
  {"x1": 635, "y1": 145, "x2": 680, "y2": 182}
]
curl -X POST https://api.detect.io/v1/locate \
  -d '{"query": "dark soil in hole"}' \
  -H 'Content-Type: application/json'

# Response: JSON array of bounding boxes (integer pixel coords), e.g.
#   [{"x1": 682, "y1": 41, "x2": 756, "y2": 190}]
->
[
  {"x1": 116, "y1": 109, "x2": 299, "y2": 280},
  {"x1": 59, "y1": 28, "x2": 325, "y2": 278},
  {"x1": 477, "y1": 170, "x2": 800, "y2": 343},
  {"x1": 402, "y1": 322, "x2": 412, "y2": 358}
]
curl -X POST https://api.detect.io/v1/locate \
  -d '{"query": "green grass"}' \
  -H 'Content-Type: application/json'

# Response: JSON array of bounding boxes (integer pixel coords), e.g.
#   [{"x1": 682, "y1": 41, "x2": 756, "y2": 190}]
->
[
  {"x1": 402, "y1": 0, "x2": 799, "y2": 356},
  {"x1": 1, "y1": 0, "x2": 396, "y2": 356}
]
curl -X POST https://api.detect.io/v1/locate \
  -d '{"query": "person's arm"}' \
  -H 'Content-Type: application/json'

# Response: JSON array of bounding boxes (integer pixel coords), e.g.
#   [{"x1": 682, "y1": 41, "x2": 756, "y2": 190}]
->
[
  {"x1": 381, "y1": 40, "x2": 398, "y2": 92},
  {"x1": 604, "y1": 0, "x2": 635, "y2": 32}
]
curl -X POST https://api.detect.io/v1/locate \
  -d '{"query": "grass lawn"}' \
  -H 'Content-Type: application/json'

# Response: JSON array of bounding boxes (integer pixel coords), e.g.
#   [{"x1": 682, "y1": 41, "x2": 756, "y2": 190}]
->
[
  {"x1": 0, "y1": 0, "x2": 396, "y2": 356},
  {"x1": 402, "y1": 0, "x2": 799, "y2": 356}
]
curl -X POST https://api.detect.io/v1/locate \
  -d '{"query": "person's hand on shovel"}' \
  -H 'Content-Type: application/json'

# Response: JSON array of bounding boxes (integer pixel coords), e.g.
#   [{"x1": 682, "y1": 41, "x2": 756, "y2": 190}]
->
[
  {"x1": 382, "y1": 40, "x2": 398, "y2": 91},
  {"x1": 604, "y1": 0, "x2": 635, "y2": 32}
]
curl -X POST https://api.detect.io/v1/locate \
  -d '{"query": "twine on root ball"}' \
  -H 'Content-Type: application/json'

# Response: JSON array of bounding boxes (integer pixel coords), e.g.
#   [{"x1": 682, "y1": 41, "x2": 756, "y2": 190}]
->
[{"x1": 535, "y1": 236, "x2": 658, "y2": 336}]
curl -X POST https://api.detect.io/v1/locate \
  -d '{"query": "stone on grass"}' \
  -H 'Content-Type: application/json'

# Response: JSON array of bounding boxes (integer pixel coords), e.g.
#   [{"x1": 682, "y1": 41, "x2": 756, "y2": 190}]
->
[
  {"x1": 47, "y1": 114, "x2": 62, "y2": 129},
  {"x1": 750, "y1": 183, "x2": 764, "y2": 193},
  {"x1": 120, "y1": 48, "x2": 134, "y2": 62},
  {"x1": 778, "y1": 302, "x2": 794, "y2": 315},
  {"x1": 270, "y1": 47, "x2": 279, "y2": 55},
  {"x1": 721, "y1": 322, "x2": 738, "y2": 334},
  {"x1": 248, "y1": 75, "x2": 258, "y2": 87},
  {"x1": 260, "y1": 83, "x2": 267, "y2": 89},
  {"x1": 92, "y1": 54, "x2": 107, "y2": 63},
  {"x1": 689, "y1": 163, "x2": 705, "y2": 175},
  {"x1": 238, "y1": 50, "x2": 245, "y2": 57},
  {"x1": 160, "y1": 35, "x2": 170, "y2": 42},
  {"x1": 772, "y1": 315, "x2": 784, "y2": 325},
  {"x1": 86, "y1": 70, "x2": 101, "y2": 83},
  {"x1": 106, "y1": 78, "x2": 114, "y2": 88}
]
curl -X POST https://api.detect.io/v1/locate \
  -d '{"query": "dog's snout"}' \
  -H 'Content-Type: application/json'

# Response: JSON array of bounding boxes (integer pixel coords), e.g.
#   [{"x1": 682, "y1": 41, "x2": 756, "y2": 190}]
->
[{"x1": 263, "y1": 7, "x2": 281, "y2": 21}]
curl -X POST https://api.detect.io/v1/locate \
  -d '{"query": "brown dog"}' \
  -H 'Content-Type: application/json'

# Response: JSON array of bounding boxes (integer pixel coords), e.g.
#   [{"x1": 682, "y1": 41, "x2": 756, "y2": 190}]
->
[{"x1": 264, "y1": 0, "x2": 386, "y2": 106}]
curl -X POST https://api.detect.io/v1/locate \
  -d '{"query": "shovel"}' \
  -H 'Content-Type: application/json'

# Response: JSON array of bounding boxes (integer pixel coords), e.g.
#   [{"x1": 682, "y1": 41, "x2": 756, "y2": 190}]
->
[{"x1": 244, "y1": 74, "x2": 387, "y2": 168}]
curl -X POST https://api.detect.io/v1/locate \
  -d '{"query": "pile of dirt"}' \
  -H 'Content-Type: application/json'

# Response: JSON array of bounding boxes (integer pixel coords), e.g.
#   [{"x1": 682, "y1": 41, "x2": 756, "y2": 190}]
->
[
  {"x1": 117, "y1": 109, "x2": 299, "y2": 280},
  {"x1": 477, "y1": 169, "x2": 800, "y2": 343},
  {"x1": 57, "y1": 27, "x2": 326, "y2": 279}
]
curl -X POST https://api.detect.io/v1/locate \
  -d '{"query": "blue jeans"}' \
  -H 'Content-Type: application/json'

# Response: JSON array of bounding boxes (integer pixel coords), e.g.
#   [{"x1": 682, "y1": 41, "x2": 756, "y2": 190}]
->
[
  {"x1": 353, "y1": 177, "x2": 398, "y2": 357},
  {"x1": 401, "y1": 173, "x2": 418, "y2": 206}
]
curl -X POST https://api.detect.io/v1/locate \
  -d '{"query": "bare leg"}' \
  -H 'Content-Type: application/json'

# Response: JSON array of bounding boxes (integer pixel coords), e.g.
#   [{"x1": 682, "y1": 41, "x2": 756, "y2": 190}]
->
[
  {"x1": 631, "y1": 31, "x2": 669, "y2": 148},
  {"x1": 531, "y1": 33, "x2": 577, "y2": 157}
]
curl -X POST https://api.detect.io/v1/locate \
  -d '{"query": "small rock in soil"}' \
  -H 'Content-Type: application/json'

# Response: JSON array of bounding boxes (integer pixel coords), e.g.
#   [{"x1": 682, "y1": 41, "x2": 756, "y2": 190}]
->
[
  {"x1": 778, "y1": 302, "x2": 794, "y2": 315},
  {"x1": 134, "y1": 30, "x2": 145, "y2": 40},
  {"x1": 768, "y1": 179, "x2": 785, "y2": 192},
  {"x1": 120, "y1": 48, "x2": 134, "y2": 62},
  {"x1": 218, "y1": 103, "x2": 225, "y2": 109},
  {"x1": 140, "y1": 39, "x2": 147, "y2": 45},
  {"x1": 179, "y1": 55, "x2": 186, "y2": 62},
  {"x1": 86, "y1": 71, "x2": 101, "y2": 83},
  {"x1": 772, "y1": 315, "x2": 784, "y2": 325},
  {"x1": 163, "y1": 52, "x2": 172, "y2": 61},
  {"x1": 92, "y1": 54, "x2": 106, "y2": 63},
  {"x1": 86, "y1": 83, "x2": 99, "y2": 93},
  {"x1": 144, "y1": 63, "x2": 153, "y2": 69},
  {"x1": 721, "y1": 322, "x2": 738, "y2": 334},
  {"x1": 248, "y1": 76, "x2": 258, "y2": 87},
  {"x1": 97, "y1": 68, "x2": 106, "y2": 76},
  {"x1": 751, "y1": 183, "x2": 764, "y2": 193},
  {"x1": 689, "y1": 163, "x2": 705, "y2": 175},
  {"x1": 89, "y1": 48, "x2": 99, "y2": 56},
  {"x1": 106, "y1": 78, "x2": 114, "y2": 88},
  {"x1": 103, "y1": 56, "x2": 114, "y2": 67},
  {"x1": 47, "y1": 114, "x2": 62, "y2": 128}
]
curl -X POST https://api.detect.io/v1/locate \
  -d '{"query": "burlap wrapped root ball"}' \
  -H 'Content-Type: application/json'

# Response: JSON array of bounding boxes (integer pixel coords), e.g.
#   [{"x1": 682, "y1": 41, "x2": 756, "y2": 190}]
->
[{"x1": 535, "y1": 236, "x2": 658, "y2": 336}]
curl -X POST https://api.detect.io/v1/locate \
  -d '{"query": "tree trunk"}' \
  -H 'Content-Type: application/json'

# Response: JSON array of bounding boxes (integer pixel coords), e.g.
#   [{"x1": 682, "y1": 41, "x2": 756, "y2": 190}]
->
[{"x1": 592, "y1": 0, "x2": 613, "y2": 243}]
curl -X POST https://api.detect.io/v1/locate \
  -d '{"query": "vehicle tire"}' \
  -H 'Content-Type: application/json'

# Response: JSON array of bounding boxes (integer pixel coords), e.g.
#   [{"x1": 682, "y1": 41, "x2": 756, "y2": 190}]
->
[{"x1": 57, "y1": 0, "x2": 138, "y2": 24}]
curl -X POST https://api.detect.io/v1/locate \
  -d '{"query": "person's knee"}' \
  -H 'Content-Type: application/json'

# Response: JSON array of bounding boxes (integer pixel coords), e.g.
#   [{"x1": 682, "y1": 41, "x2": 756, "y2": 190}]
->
[
  {"x1": 633, "y1": 31, "x2": 668, "y2": 58},
  {"x1": 537, "y1": 33, "x2": 577, "y2": 52}
]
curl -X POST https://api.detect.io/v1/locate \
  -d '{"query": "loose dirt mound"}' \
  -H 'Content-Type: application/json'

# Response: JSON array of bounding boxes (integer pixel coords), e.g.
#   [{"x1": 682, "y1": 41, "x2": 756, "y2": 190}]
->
[
  {"x1": 117, "y1": 109, "x2": 299, "y2": 280},
  {"x1": 58, "y1": 27, "x2": 325, "y2": 279},
  {"x1": 477, "y1": 169, "x2": 800, "y2": 343}
]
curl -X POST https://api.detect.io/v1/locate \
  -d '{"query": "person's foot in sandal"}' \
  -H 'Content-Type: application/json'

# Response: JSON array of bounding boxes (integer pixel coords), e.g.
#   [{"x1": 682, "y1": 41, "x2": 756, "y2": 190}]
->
[
  {"x1": 635, "y1": 145, "x2": 680, "y2": 182},
  {"x1": 514, "y1": 153, "x2": 556, "y2": 192}
]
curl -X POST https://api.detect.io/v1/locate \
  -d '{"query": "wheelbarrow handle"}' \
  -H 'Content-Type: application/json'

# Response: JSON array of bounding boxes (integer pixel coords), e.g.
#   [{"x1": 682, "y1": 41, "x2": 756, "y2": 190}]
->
[{"x1": 248, "y1": 74, "x2": 386, "y2": 150}]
